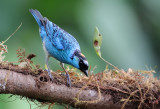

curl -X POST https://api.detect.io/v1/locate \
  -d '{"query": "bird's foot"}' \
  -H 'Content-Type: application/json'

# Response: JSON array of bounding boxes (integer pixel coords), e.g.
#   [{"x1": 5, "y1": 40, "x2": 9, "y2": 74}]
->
[
  {"x1": 66, "y1": 73, "x2": 71, "y2": 87},
  {"x1": 45, "y1": 69, "x2": 54, "y2": 81}
]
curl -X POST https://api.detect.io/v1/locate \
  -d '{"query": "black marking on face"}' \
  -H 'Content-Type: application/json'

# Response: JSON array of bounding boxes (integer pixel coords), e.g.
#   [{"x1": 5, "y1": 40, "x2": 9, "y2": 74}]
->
[
  {"x1": 79, "y1": 58, "x2": 88, "y2": 76},
  {"x1": 74, "y1": 50, "x2": 88, "y2": 76},
  {"x1": 79, "y1": 59, "x2": 88, "y2": 70},
  {"x1": 70, "y1": 50, "x2": 88, "y2": 76}
]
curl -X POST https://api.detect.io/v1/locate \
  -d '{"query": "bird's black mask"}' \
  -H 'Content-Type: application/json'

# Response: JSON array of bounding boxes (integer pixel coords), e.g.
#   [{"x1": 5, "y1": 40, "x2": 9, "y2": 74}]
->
[{"x1": 73, "y1": 50, "x2": 88, "y2": 76}]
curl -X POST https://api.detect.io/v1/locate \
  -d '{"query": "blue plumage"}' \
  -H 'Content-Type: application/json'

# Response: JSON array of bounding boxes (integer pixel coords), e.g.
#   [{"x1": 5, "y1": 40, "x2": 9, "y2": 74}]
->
[{"x1": 29, "y1": 9, "x2": 88, "y2": 87}]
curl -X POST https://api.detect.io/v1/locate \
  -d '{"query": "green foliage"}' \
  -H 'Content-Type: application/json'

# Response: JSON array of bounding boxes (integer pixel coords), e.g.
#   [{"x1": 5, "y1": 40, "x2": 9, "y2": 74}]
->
[
  {"x1": 93, "y1": 27, "x2": 118, "y2": 70},
  {"x1": 93, "y1": 27, "x2": 102, "y2": 57}
]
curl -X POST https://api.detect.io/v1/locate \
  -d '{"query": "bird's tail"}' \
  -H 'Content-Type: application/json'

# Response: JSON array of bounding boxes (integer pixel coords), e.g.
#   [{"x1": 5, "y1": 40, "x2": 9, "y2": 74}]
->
[{"x1": 29, "y1": 9, "x2": 44, "y2": 27}]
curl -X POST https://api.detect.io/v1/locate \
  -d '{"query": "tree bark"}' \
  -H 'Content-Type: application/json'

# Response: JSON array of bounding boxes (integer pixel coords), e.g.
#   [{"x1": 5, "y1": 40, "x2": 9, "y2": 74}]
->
[
  {"x1": 0, "y1": 67, "x2": 115, "y2": 109},
  {"x1": 0, "y1": 63, "x2": 160, "y2": 109}
]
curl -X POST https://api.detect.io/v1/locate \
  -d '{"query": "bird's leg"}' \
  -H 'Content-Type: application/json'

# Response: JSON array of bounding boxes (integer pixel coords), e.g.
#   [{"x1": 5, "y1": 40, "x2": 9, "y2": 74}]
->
[
  {"x1": 45, "y1": 55, "x2": 53, "y2": 80},
  {"x1": 60, "y1": 62, "x2": 71, "y2": 87}
]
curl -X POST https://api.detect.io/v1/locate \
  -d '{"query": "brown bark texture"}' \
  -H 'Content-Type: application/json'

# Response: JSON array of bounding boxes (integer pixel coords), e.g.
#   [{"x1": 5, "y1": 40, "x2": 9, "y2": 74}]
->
[{"x1": 0, "y1": 63, "x2": 160, "y2": 109}]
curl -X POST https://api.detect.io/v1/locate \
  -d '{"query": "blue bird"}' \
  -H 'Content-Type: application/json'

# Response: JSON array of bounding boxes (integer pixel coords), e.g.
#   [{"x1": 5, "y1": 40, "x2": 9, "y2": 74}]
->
[{"x1": 29, "y1": 9, "x2": 89, "y2": 87}]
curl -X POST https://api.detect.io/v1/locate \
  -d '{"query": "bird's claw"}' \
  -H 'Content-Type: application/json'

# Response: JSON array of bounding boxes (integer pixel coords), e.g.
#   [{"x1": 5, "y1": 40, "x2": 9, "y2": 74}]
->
[
  {"x1": 66, "y1": 73, "x2": 71, "y2": 87},
  {"x1": 45, "y1": 69, "x2": 54, "y2": 81}
]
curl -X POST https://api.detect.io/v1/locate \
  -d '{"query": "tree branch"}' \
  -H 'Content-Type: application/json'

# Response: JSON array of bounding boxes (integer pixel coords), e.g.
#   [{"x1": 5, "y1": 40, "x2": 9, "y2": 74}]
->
[
  {"x1": 0, "y1": 63, "x2": 114, "y2": 109},
  {"x1": 0, "y1": 63, "x2": 160, "y2": 109}
]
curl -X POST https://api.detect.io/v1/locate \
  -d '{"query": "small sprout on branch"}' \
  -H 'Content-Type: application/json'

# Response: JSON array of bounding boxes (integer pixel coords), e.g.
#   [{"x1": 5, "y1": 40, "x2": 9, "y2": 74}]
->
[
  {"x1": 93, "y1": 27, "x2": 119, "y2": 70},
  {"x1": 93, "y1": 27, "x2": 102, "y2": 57},
  {"x1": 16, "y1": 48, "x2": 40, "y2": 73},
  {"x1": 27, "y1": 54, "x2": 36, "y2": 60}
]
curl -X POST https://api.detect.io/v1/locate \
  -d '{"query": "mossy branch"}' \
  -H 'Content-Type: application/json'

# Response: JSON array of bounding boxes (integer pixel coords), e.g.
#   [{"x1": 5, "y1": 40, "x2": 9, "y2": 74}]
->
[
  {"x1": 0, "y1": 62, "x2": 115, "y2": 109},
  {"x1": 0, "y1": 62, "x2": 160, "y2": 109}
]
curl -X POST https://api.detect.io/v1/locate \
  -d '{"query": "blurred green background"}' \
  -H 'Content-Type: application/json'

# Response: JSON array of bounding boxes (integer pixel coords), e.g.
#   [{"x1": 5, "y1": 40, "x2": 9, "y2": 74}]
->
[{"x1": 1, "y1": 0, "x2": 160, "y2": 109}]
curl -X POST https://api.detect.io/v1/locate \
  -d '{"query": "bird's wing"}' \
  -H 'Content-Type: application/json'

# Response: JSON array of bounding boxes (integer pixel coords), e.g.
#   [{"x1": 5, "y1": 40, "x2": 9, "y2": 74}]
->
[
  {"x1": 45, "y1": 19, "x2": 80, "y2": 51},
  {"x1": 45, "y1": 20, "x2": 65, "y2": 50}
]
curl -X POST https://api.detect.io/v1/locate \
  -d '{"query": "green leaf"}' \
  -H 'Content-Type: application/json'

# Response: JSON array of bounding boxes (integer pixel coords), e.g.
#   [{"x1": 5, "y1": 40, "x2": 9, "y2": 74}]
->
[
  {"x1": 93, "y1": 27, "x2": 119, "y2": 70},
  {"x1": 93, "y1": 27, "x2": 102, "y2": 57}
]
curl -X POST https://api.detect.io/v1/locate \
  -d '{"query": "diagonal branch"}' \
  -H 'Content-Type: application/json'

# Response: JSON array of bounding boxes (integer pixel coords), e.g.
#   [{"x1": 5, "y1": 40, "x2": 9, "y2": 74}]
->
[
  {"x1": 0, "y1": 63, "x2": 160, "y2": 109},
  {"x1": 0, "y1": 64, "x2": 114, "y2": 109}
]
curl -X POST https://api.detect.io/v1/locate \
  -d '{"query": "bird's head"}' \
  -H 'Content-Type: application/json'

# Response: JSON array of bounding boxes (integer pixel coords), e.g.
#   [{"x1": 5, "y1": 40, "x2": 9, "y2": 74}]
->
[{"x1": 71, "y1": 50, "x2": 89, "y2": 77}]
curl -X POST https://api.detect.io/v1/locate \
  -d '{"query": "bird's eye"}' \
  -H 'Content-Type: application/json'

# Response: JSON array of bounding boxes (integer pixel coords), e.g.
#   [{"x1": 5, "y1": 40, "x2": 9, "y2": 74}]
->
[{"x1": 79, "y1": 60, "x2": 83, "y2": 64}]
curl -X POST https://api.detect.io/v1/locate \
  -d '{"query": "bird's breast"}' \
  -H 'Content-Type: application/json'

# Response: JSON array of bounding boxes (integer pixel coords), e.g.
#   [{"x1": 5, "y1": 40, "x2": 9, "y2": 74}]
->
[{"x1": 43, "y1": 37, "x2": 75, "y2": 64}]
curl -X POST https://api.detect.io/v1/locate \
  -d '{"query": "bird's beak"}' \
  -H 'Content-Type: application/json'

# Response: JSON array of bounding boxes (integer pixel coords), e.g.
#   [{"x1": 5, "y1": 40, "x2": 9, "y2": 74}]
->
[{"x1": 83, "y1": 70, "x2": 88, "y2": 77}]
